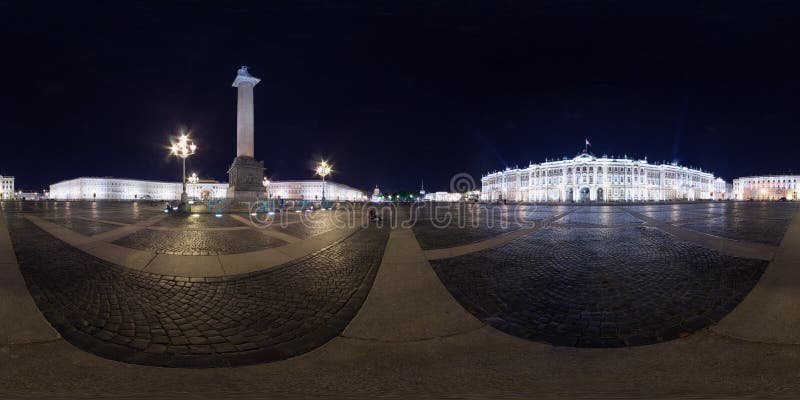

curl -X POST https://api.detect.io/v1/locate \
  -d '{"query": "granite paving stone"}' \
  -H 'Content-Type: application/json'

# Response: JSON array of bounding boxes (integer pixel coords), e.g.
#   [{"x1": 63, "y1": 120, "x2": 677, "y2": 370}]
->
[
  {"x1": 153, "y1": 214, "x2": 249, "y2": 229},
  {"x1": 6, "y1": 214, "x2": 389, "y2": 367},
  {"x1": 412, "y1": 219, "x2": 522, "y2": 250},
  {"x1": 112, "y1": 229, "x2": 287, "y2": 255},
  {"x1": 680, "y1": 216, "x2": 793, "y2": 246},
  {"x1": 554, "y1": 212, "x2": 642, "y2": 226},
  {"x1": 44, "y1": 217, "x2": 121, "y2": 235},
  {"x1": 431, "y1": 226, "x2": 768, "y2": 347}
]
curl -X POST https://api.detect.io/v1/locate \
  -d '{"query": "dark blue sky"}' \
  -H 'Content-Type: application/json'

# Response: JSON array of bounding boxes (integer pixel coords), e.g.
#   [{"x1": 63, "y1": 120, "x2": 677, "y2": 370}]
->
[{"x1": 2, "y1": 1, "x2": 799, "y2": 192}]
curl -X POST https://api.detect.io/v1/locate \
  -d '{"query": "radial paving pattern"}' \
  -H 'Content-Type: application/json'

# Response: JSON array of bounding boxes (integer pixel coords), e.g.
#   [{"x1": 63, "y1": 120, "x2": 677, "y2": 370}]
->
[
  {"x1": 3, "y1": 200, "x2": 793, "y2": 359},
  {"x1": 554, "y1": 210, "x2": 643, "y2": 226},
  {"x1": 153, "y1": 213, "x2": 250, "y2": 228},
  {"x1": 432, "y1": 225, "x2": 768, "y2": 347},
  {"x1": 44, "y1": 217, "x2": 122, "y2": 236},
  {"x1": 411, "y1": 204, "x2": 537, "y2": 250},
  {"x1": 679, "y1": 216, "x2": 792, "y2": 246},
  {"x1": 7, "y1": 215, "x2": 389, "y2": 367},
  {"x1": 113, "y1": 229, "x2": 287, "y2": 255}
]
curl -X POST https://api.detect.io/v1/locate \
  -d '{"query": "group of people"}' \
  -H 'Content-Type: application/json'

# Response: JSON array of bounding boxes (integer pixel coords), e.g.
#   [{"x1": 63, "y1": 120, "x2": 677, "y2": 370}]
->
[{"x1": 368, "y1": 209, "x2": 383, "y2": 222}]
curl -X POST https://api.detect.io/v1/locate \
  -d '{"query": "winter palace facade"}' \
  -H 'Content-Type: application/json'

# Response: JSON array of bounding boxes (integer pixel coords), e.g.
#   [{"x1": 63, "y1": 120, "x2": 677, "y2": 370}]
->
[{"x1": 481, "y1": 151, "x2": 727, "y2": 203}]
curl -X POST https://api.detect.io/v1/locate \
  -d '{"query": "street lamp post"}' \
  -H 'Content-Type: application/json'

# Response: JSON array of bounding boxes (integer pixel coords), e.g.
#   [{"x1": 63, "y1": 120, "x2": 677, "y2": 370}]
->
[
  {"x1": 169, "y1": 132, "x2": 197, "y2": 210},
  {"x1": 262, "y1": 177, "x2": 271, "y2": 211},
  {"x1": 315, "y1": 160, "x2": 332, "y2": 207},
  {"x1": 188, "y1": 172, "x2": 199, "y2": 199}
]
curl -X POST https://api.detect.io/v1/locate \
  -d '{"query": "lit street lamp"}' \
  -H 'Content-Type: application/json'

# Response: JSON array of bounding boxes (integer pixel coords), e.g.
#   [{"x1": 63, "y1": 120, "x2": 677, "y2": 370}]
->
[
  {"x1": 315, "y1": 160, "x2": 332, "y2": 205},
  {"x1": 188, "y1": 172, "x2": 199, "y2": 199},
  {"x1": 169, "y1": 132, "x2": 197, "y2": 209}
]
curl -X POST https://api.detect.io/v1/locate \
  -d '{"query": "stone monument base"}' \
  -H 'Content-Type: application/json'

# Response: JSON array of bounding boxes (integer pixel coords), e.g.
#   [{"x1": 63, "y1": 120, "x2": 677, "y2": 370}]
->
[{"x1": 227, "y1": 156, "x2": 264, "y2": 202}]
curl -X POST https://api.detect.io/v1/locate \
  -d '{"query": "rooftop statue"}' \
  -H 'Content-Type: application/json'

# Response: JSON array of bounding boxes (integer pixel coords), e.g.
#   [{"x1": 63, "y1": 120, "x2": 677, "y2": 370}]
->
[{"x1": 238, "y1": 66, "x2": 251, "y2": 77}]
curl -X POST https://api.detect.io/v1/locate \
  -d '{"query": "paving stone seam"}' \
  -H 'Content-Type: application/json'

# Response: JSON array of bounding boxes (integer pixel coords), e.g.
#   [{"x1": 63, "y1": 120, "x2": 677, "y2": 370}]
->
[
  {"x1": 342, "y1": 226, "x2": 486, "y2": 342},
  {"x1": 710, "y1": 205, "x2": 800, "y2": 344},
  {"x1": 68, "y1": 216, "x2": 132, "y2": 227},
  {"x1": 159, "y1": 226, "x2": 367, "y2": 282},
  {"x1": 275, "y1": 230, "x2": 390, "y2": 356},
  {"x1": 228, "y1": 214, "x2": 305, "y2": 242},
  {"x1": 0, "y1": 207, "x2": 62, "y2": 344},
  {"x1": 423, "y1": 210, "x2": 574, "y2": 260},
  {"x1": 8, "y1": 213, "x2": 390, "y2": 367},
  {"x1": 24, "y1": 215, "x2": 362, "y2": 278},
  {"x1": 430, "y1": 224, "x2": 769, "y2": 348},
  {"x1": 626, "y1": 210, "x2": 776, "y2": 260},
  {"x1": 145, "y1": 225, "x2": 254, "y2": 232},
  {"x1": 91, "y1": 214, "x2": 170, "y2": 242}
]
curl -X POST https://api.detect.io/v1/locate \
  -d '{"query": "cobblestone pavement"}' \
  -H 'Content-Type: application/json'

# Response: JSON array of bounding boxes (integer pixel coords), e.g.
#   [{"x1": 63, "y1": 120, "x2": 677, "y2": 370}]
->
[
  {"x1": 277, "y1": 220, "x2": 339, "y2": 239},
  {"x1": 412, "y1": 203, "x2": 568, "y2": 223},
  {"x1": 409, "y1": 203, "x2": 547, "y2": 250},
  {"x1": 638, "y1": 210, "x2": 721, "y2": 223},
  {"x1": 240, "y1": 211, "x2": 350, "y2": 240},
  {"x1": 679, "y1": 216, "x2": 792, "y2": 246},
  {"x1": 7, "y1": 215, "x2": 390, "y2": 367},
  {"x1": 413, "y1": 220, "x2": 523, "y2": 250},
  {"x1": 154, "y1": 213, "x2": 249, "y2": 229},
  {"x1": 44, "y1": 217, "x2": 122, "y2": 236},
  {"x1": 627, "y1": 202, "x2": 797, "y2": 244},
  {"x1": 1, "y1": 201, "x2": 165, "y2": 224},
  {"x1": 432, "y1": 226, "x2": 768, "y2": 347},
  {"x1": 628, "y1": 201, "x2": 798, "y2": 220},
  {"x1": 554, "y1": 211, "x2": 643, "y2": 226},
  {"x1": 113, "y1": 229, "x2": 287, "y2": 255}
]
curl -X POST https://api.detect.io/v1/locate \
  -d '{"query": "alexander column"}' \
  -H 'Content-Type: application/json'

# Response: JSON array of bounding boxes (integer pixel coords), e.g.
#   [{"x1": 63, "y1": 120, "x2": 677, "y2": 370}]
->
[{"x1": 227, "y1": 66, "x2": 265, "y2": 201}]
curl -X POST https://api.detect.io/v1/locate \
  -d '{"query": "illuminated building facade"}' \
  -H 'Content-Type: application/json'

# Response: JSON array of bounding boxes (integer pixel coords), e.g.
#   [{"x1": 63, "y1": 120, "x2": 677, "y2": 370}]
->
[
  {"x1": 481, "y1": 151, "x2": 725, "y2": 203},
  {"x1": 733, "y1": 175, "x2": 799, "y2": 201},
  {"x1": 1, "y1": 175, "x2": 14, "y2": 200},
  {"x1": 424, "y1": 192, "x2": 463, "y2": 202},
  {"x1": 266, "y1": 180, "x2": 365, "y2": 202},
  {"x1": 50, "y1": 177, "x2": 365, "y2": 202},
  {"x1": 49, "y1": 177, "x2": 228, "y2": 201}
]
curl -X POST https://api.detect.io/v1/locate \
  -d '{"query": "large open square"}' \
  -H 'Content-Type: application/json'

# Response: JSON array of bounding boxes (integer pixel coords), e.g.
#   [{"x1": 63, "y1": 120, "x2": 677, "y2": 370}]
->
[
  {"x1": 2, "y1": 200, "x2": 799, "y2": 397},
  {"x1": 4, "y1": 2, "x2": 800, "y2": 398}
]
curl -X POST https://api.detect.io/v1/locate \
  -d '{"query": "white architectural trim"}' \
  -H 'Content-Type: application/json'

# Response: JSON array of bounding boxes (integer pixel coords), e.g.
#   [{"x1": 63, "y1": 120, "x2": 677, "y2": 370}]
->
[
  {"x1": 481, "y1": 151, "x2": 724, "y2": 203},
  {"x1": 733, "y1": 175, "x2": 800, "y2": 201}
]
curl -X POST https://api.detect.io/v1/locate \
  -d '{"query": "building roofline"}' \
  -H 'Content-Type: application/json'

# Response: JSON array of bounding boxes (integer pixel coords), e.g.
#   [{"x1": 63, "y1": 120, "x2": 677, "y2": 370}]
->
[
  {"x1": 733, "y1": 174, "x2": 800, "y2": 180},
  {"x1": 268, "y1": 180, "x2": 365, "y2": 193},
  {"x1": 49, "y1": 177, "x2": 365, "y2": 194},
  {"x1": 482, "y1": 157, "x2": 715, "y2": 178},
  {"x1": 49, "y1": 177, "x2": 220, "y2": 186}
]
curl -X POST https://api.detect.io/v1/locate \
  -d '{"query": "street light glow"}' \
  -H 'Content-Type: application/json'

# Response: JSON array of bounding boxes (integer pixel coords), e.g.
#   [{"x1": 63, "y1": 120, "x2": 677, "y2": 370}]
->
[
  {"x1": 315, "y1": 160, "x2": 332, "y2": 178},
  {"x1": 168, "y1": 131, "x2": 197, "y2": 209},
  {"x1": 315, "y1": 160, "x2": 332, "y2": 203}
]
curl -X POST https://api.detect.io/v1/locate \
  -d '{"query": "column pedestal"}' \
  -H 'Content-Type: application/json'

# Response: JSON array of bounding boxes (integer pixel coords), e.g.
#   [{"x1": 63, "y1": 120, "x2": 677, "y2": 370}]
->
[{"x1": 227, "y1": 156, "x2": 264, "y2": 202}]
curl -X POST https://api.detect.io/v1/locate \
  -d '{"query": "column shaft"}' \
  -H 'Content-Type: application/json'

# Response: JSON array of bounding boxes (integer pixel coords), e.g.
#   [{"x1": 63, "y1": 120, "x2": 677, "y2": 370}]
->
[{"x1": 236, "y1": 84, "x2": 255, "y2": 157}]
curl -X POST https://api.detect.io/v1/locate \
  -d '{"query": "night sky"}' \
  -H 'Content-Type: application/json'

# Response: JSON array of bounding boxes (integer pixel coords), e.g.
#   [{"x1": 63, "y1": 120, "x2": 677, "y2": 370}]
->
[{"x1": 2, "y1": 1, "x2": 799, "y2": 193}]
